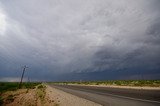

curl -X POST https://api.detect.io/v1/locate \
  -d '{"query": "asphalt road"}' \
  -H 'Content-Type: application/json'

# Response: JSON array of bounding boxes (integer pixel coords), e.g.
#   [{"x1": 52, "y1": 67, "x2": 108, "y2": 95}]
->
[{"x1": 49, "y1": 84, "x2": 160, "y2": 106}]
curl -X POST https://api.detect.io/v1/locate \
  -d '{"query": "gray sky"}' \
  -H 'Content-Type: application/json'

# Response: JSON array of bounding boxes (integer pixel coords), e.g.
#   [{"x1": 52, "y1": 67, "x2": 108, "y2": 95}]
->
[{"x1": 0, "y1": 0, "x2": 160, "y2": 82}]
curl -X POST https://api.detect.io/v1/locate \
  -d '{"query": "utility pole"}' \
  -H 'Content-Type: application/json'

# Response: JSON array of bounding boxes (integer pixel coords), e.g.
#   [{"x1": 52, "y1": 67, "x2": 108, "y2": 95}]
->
[{"x1": 19, "y1": 65, "x2": 28, "y2": 88}]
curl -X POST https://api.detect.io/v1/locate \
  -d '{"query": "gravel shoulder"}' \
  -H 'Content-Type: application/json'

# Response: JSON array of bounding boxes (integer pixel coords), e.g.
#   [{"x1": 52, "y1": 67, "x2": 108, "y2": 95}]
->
[
  {"x1": 46, "y1": 85, "x2": 102, "y2": 106},
  {"x1": 1, "y1": 84, "x2": 102, "y2": 106}
]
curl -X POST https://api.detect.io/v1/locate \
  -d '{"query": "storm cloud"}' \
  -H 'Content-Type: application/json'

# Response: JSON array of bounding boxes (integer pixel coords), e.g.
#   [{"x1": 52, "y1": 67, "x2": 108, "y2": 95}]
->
[{"x1": 0, "y1": 0, "x2": 160, "y2": 81}]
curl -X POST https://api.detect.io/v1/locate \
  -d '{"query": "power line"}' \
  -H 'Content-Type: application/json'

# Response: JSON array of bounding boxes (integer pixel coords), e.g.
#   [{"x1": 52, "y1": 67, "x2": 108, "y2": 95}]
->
[{"x1": 19, "y1": 65, "x2": 28, "y2": 88}]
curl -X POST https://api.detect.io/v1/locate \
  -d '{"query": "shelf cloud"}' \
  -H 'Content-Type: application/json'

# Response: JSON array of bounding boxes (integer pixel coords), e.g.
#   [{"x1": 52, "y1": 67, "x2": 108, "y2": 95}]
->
[{"x1": 0, "y1": 0, "x2": 160, "y2": 81}]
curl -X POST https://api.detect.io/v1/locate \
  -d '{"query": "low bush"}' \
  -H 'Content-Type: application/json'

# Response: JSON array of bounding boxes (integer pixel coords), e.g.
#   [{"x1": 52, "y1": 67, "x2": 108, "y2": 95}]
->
[
  {"x1": 0, "y1": 96, "x2": 4, "y2": 105},
  {"x1": 52, "y1": 80, "x2": 160, "y2": 87}
]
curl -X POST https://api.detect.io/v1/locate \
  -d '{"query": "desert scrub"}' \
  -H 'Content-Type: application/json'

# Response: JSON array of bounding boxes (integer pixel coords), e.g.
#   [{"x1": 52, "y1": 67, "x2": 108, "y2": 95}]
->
[
  {"x1": 21, "y1": 82, "x2": 41, "y2": 89},
  {"x1": 36, "y1": 84, "x2": 46, "y2": 102},
  {"x1": 0, "y1": 82, "x2": 18, "y2": 93},
  {"x1": 0, "y1": 94, "x2": 15, "y2": 105},
  {"x1": 54, "y1": 103, "x2": 59, "y2": 106},
  {"x1": 0, "y1": 82, "x2": 41, "y2": 94},
  {"x1": 5, "y1": 95, "x2": 14, "y2": 104},
  {"x1": 0, "y1": 96, "x2": 4, "y2": 105},
  {"x1": 51, "y1": 80, "x2": 160, "y2": 87}
]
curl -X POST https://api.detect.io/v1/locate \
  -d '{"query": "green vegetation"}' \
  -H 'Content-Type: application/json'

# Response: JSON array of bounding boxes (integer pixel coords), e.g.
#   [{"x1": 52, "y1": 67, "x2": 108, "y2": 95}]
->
[
  {"x1": 0, "y1": 82, "x2": 41, "y2": 94},
  {"x1": 6, "y1": 95, "x2": 14, "y2": 104},
  {"x1": 0, "y1": 82, "x2": 18, "y2": 93},
  {"x1": 22, "y1": 82, "x2": 41, "y2": 89},
  {"x1": 36, "y1": 84, "x2": 46, "y2": 105},
  {"x1": 36, "y1": 84, "x2": 46, "y2": 101},
  {"x1": 51, "y1": 80, "x2": 160, "y2": 87},
  {"x1": 54, "y1": 103, "x2": 59, "y2": 106},
  {"x1": 0, "y1": 82, "x2": 41, "y2": 105},
  {"x1": 0, "y1": 96, "x2": 3, "y2": 105}
]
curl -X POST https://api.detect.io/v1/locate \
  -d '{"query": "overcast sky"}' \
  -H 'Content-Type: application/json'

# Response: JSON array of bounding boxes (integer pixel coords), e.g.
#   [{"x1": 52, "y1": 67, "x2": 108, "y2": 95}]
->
[{"x1": 0, "y1": 0, "x2": 160, "y2": 82}]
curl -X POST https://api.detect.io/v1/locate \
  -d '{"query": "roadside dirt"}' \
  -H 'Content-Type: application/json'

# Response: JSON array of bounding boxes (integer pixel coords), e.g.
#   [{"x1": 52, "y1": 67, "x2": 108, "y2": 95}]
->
[
  {"x1": 1, "y1": 89, "x2": 37, "y2": 106},
  {"x1": 0, "y1": 84, "x2": 102, "y2": 106},
  {"x1": 46, "y1": 85, "x2": 101, "y2": 106},
  {"x1": 1, "y1": 84, "x2": 56, "y2": 106}
]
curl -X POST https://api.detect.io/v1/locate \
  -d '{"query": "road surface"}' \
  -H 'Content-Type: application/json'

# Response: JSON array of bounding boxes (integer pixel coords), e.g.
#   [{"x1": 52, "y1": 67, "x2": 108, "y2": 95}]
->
[{"x1": 49, "y1": 84, "x2": 160, "y2": 106}]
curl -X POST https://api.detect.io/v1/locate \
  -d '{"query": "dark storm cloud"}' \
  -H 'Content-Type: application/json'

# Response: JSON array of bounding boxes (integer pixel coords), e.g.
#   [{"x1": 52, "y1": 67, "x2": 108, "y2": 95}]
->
[{"x1": 0, "y1": 0, "x2": 160, "y2": 81}]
